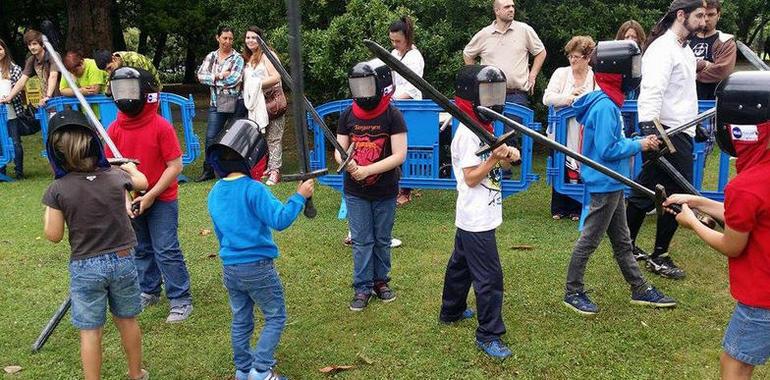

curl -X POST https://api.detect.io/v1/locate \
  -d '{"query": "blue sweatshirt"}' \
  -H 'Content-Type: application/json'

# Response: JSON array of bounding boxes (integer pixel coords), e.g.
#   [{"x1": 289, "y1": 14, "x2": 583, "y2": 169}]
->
[
  {"x1": 207, "y1": 175, "x2": 306, "y2": 265},
  {"x1": 572, "y1": 90, "x2": 643, "y2": 194}
]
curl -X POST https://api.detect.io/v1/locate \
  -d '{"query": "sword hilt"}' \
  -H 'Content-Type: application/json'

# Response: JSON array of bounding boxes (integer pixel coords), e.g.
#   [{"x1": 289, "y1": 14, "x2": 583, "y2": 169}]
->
[
  {"x1": 283, "y1": 168, "x2": 328, "y2": 219},
  {"x1": 654, "y1": 185, "x2": 718, "y2": 229},
  {"x1": 336, "y1": 143, "x2": 356, "y2": 174}
]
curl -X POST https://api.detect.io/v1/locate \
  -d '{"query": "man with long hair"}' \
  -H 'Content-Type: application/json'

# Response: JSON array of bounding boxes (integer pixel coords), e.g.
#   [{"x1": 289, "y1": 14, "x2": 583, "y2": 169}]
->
[{"x1": 626, "y1": 0, "x2": 707, "y2": 279}]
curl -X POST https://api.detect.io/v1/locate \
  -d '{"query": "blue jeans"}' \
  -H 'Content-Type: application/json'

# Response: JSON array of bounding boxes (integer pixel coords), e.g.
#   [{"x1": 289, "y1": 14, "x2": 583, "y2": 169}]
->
[
  {"x1": 723, "y1": 303, "x2": 770, "y2": 366},
  {"x1": 205, "y1": 106, "x2": 236, "y2": 152},
  {"x1": 69, "y1": 252, "x2": 141, "y2": 329},
  {"x1": 345, "y1": 194, "x2": 397, "y2": 293},
  {"x1": 131, "y1": 199, "x2": 192, "y2": 307},
  {"x1": 0, "y1": 118, "x2": 23, "y2": 175},
  {"x1": 223, "y1": 259, "x2": 287, "y2": 373}
]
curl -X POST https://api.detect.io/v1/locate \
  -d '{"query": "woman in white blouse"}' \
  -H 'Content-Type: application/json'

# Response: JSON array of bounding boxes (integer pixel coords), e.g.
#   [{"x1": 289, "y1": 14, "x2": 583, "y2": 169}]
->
[
  {"x1": 543, "y1": 35, "x2": 596, "y2": 221},
  {"x1": 389, "y1": 16, "x2": 424, "y2": 206}
]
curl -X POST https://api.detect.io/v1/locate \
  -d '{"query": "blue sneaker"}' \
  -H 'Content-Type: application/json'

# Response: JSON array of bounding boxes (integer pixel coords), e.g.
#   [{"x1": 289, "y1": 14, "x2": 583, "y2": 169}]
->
[
  {"x1": 439, "y1": 308, "x2": 475, "y2": 324},
  {"x1": 235, "y1": 369, "x2": 250, "y2": 380},
  {"x1": 476, "y1": 339, "x2": 512, "y2": 359},
  {"x1": 563, "y1": 292, "x2": 599, "y2": 315},
  {"x1": 248, "y1": 368, "x2": 287, "y2": 380},
  {"x1": 631, "y1": 285, "x2": 677, "y2": 308}
]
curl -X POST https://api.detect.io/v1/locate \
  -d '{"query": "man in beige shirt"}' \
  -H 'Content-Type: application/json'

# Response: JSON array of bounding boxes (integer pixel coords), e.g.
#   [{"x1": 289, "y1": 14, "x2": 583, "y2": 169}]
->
[{"x1": 464, "y1": 0, "x2": 546, "y2": 107}]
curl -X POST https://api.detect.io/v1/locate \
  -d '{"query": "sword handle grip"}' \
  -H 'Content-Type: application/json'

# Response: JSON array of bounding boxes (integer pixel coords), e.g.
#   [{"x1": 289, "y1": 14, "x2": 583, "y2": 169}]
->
[
  {"x1": 667, "y1": 204, "x2": 718, "y2": 230},
  {"x1": 303, "y1": 196, "x2": 317, "y2": 218}
]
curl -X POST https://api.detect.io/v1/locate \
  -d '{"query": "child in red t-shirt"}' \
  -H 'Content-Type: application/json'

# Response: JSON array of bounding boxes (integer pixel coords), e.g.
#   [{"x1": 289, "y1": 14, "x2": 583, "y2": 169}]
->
[{"x1": 664, "y1": 122, "x2": 770, "y2": 379}]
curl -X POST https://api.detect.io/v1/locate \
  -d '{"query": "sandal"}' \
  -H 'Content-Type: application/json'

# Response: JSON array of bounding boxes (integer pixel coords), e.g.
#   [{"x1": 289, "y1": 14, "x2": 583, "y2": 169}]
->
[
  {"x1": 570, "y1": 214, "x2": 580, "y2": 221},
  {"x1": 396, "y1": 189, "x2": 412, "y2": 207}
]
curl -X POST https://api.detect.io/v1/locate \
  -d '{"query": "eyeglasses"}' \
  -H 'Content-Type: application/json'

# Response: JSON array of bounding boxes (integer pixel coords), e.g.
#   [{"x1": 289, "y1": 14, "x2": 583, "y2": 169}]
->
[{"x1": 567, "y1": 55, "x2": 585, "y2": 60}]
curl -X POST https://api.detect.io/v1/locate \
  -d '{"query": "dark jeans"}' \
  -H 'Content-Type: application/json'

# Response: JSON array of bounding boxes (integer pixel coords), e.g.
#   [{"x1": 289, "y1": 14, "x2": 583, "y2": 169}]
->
[
  {"x1": 565, "y1": 191, "x2": 647, "y2": 294},
  {"x1": 0, "y1": 118, "x2": 23, "y2": 176},
  {"x1": 627, "y1": 133, "x2": 694, "y2": 256},
  {"x1": 131, "y1": 199, "x2": 192, "y2": 307},
  {"x1": 205, "y1": 106, "x2": 237, "y2": 162},
  {"x1": 440, "y1": 228, "x2": 506, "y2": 343}
]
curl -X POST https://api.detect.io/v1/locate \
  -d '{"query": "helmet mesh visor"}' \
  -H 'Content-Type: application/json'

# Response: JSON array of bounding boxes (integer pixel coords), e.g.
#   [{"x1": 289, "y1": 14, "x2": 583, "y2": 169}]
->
[
  {"x1": 349, "y1": 77, "x2": 376, "y2": 98},
  {"x1": 479, "y1": 82, "x2": 507, "y2": 107},
  {"x1": 111, "y1": 79, "x2": 141, "y2": 101}
]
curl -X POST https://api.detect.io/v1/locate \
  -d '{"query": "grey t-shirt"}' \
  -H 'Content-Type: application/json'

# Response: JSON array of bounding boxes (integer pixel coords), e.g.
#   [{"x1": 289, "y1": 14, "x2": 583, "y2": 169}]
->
[{"x1": 42, "y1": 167, "x2": 137, "y2": 261}]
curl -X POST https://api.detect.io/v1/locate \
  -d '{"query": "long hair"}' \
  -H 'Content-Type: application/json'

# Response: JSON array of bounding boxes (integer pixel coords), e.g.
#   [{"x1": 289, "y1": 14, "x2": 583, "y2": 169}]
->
[
  {"x1": 645, "y1": 0, "x2": 706, "y2": 51},
  {"x1": 389, "y1": 16, "x2": 415, "y2": 48},
  {"x1": 51, "y1": 128, "x2": 98, "y2": 173},
  {"x1": 0, "y1": 38, "x2": 12, "y2": 80},
  {"x1": 616, "y1": 20, "x2": 647, "y2": 48},
  {"x1": 242, "y1": 26, "x2": 267, "y2": 65}
]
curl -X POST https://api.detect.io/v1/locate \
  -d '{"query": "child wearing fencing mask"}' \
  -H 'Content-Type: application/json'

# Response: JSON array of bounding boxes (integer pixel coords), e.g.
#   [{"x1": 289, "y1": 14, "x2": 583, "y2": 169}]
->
[
  {"x1": 336, "y1": 60, "x2": 408, "y2": 312},
  {"x1": 562, "y1": 40, "x2": 677, "y2": 316},
  {"x1": 438, "y1": 64, "x2": 519, "y2": 360},
  {"x1": 206, "y1": 119, "x2": 314, "y2": 380},
  {"x1": 106, "y1": 66, "x2": 194, "y2": 323},
  {"x1": 664, "y1": 72, "x2": 770, "y2": 379},
  {"x1": 42, "y1": 110, "x2": 149, "y2": 380}
]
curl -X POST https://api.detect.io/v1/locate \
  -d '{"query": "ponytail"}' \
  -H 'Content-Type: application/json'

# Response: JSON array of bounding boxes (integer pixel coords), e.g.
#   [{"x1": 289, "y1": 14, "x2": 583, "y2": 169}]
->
[{"x1": 389, "y1": 16, "x2": 414, "y2": 47}]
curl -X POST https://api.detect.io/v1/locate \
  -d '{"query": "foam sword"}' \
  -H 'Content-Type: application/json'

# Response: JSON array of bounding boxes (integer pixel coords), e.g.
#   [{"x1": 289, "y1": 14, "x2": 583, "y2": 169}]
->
[
  {"x1": 363, "y1": 39, "x2": 515, "y2": 156},
  {"x1": 476, "y1": 106, "x2": 719, "y2": 229},
  {"x1": 282, "y1": 0, "x2": 328, "y2": 218}
]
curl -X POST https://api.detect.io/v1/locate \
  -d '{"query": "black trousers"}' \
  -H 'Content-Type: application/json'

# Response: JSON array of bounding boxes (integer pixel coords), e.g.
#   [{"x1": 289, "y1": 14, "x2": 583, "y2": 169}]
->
[
  {"x1": 440, "y1": 228, "x2": 506, "y2": 343},
  {"x1": 626, "y1": 133, "x2": 694, "y2": 256}
]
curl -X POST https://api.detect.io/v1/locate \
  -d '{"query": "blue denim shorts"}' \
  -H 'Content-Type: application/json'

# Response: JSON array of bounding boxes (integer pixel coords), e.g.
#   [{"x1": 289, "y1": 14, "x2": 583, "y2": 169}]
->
[
  {"x1": 722, "y1": 303, "x2": 770, "y2": 366},
  {"x1": 69, "y1": 251, "x2": 141, "y2": 329}
]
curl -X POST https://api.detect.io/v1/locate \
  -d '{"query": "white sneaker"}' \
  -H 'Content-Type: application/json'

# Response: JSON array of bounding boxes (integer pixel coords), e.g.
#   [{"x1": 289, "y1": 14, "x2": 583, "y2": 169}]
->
[
  {"x1": 166, "y1": 304, "x2": 193, "y2": 323},
  {"x1": 390, "y1": 238, "x2": 402, "y2": 248}
]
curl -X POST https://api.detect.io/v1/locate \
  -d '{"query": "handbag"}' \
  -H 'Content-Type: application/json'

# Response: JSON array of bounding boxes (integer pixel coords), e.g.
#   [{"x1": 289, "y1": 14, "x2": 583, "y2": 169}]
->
[
  {"x1": 264, "y1": 83, "x2": 287, "y2": 120},
  {"x1": 16, "y1": 105, "x2": 41, "y2": 136}
]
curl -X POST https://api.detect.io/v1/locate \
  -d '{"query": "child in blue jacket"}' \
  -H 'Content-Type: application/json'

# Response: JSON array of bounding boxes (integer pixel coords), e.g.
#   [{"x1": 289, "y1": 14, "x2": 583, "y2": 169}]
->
[{"x1": 562, "y1": 41, "x2": 677, "y2": 315}]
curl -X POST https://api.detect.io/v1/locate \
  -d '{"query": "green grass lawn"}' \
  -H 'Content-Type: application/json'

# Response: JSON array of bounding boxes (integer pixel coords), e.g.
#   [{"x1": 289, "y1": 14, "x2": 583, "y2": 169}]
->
[{"x1": 0, "y1": 124, "x2": 761, "y2": 379}]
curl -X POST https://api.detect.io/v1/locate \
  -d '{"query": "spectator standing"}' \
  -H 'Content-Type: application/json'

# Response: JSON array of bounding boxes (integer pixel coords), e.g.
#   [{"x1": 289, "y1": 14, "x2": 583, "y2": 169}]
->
[
  {"x1": 0, "y1": 38, "x2": 25, "y2": 179},
  {"x1": 196, "y1": 26, "x2": 245, "y2": 182},
  {"x1": 542, "y1": 35, "x2": 596, "y2": 221}
]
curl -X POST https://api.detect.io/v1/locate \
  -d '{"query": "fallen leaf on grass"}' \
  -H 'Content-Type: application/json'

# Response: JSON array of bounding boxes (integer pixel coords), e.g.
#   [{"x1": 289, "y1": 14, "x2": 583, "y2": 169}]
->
[
  {"x1": 356, "y1": 352, "x2": 374, "y2": 365},
  {"x1": 199, "y1": 228, "x2": 212, "y2": 236},
  {"x1": 510, "y1": 244, "x2": 534, "y2": 250},
  {"x1": 641, "y1": 321, "x2": 648, "y2": 327},
  {"x1": 319, "y1": 365, "x2": 353, "y2": 374},
  {"x1": 207, "y1": 253, "x2": 217, "y2": 258},
  {"x1": 4, "y1": 366, "x2": 22, "y2": 374}
]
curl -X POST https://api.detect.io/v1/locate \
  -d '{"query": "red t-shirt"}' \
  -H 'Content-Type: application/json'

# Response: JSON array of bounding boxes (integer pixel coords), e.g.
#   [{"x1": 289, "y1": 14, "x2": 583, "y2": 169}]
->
[
  {"x1": 723, "y1": 162, "x2": 770, "y2": 308},
  {"x1": 105, "y1": 103, "x2": 182, "y2": 201}
]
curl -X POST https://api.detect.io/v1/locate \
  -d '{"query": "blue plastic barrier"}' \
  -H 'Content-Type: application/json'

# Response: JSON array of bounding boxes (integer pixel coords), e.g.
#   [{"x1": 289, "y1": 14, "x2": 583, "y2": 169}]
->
[
  {"x1": 546, "y1": 100, "x2": 730, "y2": 203},
  {"x1": 0, "y1": 106, "x2": 15, "y2": 182},
  {"x1": 34, "y1": 94, "x2": 199, "y2": 168},
  {"x1": 308, "y1": 99, "x2": 541, "y2": 198}
]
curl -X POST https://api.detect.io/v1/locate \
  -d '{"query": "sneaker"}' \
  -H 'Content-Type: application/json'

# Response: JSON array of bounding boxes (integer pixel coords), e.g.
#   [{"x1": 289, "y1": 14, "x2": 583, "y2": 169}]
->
[
  {"x1": 166, "y1": 304, "x2": 193, "y2": 323},
  {"x1": 631, "y1": 285, "x2": 677, "y2": 308},
  {"x1": 139, "y1": 293, "x2": 160, "y2": 310},
  {"x1": 248, "y1": 368, "x2": 287, "y2": 380},
  {"x1": 390, "y1": 237, "x2": 402, "y2": 248},
  {"x1": 349, "y1": 292, "x2": 372, "y2": 311},
  {"x1": 439, "y1": 308, "x2": 475, "y2": 324},
  {"x1": 563, "y1": 291, "x2": 599, "y2": 316},
  {"x1": 127, "y1": 369, "x2": 149, "y2": 380},
  {"x1": 373, "y1": 282, "x2": 396, "y2": 302},
  {"x1": 476, "y1": 339, "x2": 512, "y2": 359},
  {"x1": 646, "y1": 254, "x2": 686, "y2": 280},
  {"x1": 266, "y1": 170, "x2": 280, "y2": 186},
  {"x1": 632, "y1": 246, "x2": 650, "y2": 261}
]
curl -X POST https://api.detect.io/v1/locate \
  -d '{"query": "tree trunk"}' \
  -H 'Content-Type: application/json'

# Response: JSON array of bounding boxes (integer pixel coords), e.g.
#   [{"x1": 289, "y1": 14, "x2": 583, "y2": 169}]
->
[
  {"x1": 137, "y1": 30, "x2": 149, "y2": 54},
  {"x1": 153, "y1": 33, "x2": 168, "y2": 68},
  {"x1": 65, "y1": 0, "x2": 112, "y2": 53},
  {"x1": 183, "y1": 43, "x2": 197, "y2": 84},
  {"x1": 111, "y1": 0, "x2": 126, "y2": 51}
]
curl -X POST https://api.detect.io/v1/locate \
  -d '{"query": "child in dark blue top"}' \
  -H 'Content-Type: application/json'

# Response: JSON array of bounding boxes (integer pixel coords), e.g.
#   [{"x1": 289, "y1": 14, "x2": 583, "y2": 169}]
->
[
  {"x1": 562, "y1": 41, "x2": 677, "y2": 316},
  {"x1": 206, "y1": 120, "x2": 314, "y2": 380}
]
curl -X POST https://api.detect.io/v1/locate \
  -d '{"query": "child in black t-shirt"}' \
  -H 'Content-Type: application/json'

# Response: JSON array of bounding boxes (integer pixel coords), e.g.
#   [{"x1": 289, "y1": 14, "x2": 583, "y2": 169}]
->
[
  {"x1": 41, "y1": 110, "x2": 149, "y2": 380},
  {"x1": 335, "y1": 79, "x2": 408, "y2": 311}
]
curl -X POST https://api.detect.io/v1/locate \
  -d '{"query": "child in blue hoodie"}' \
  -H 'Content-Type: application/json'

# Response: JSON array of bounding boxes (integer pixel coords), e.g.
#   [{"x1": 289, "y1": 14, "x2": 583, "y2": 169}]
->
[
  {"x1": 563, "y1": 40, "x2": 677, "y2": 315},
  {"x1": 206, "y1": 121, "x2": 314, "y2": 380}
]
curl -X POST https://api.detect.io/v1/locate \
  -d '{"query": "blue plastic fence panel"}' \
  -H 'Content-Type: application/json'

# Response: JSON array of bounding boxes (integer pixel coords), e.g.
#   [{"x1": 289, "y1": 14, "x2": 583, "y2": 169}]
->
[
  {"x1": 0, "y1": 106, "x2": 14, "y2": 182},
  {"x1": 33, "y1": 93, "x2": 199, "y2": 166},
  {"x1": 546, "y1": 99, "x2": 730, "y2": 202},
  {"x1": 308, "y1": 99, "x2": 541, "y2": 199}
]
